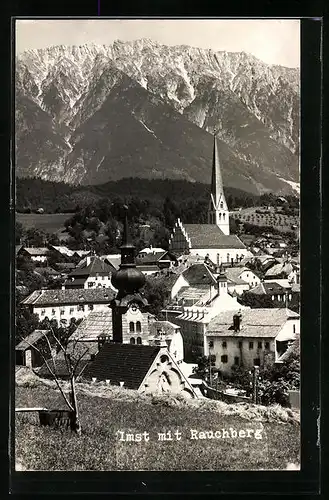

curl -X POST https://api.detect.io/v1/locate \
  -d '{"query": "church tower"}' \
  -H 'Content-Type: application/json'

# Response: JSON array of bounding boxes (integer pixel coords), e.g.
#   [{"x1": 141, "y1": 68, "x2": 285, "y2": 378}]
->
[
  {"x1": 110, "y1": 207, "x2": 149, "y2": 344},
  {"x1": 208, "y1": 134, "x2": 230, "y2": 235}
]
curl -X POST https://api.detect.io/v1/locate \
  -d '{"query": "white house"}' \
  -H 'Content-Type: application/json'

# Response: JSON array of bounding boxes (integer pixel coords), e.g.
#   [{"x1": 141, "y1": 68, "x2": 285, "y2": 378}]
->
[
  {"x1": 205, "y1": 308, "x2": 300, "y2": 375},
  {"x1": 21, "y1": 288, "x2": 116, "y2": 325}
]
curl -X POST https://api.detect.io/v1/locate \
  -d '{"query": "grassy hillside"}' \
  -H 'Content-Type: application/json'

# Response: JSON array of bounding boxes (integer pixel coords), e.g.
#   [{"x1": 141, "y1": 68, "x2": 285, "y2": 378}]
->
[{"x1": 15, "y1": 382, "x2": 300, "y2": 471}]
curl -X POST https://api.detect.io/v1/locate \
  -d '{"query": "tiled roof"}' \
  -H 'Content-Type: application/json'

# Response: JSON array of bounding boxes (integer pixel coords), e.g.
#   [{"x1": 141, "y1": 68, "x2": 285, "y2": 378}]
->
[
  {"x1": 174, "y1": 285, "x2": 211, "y2": 306},
  {"x1": 136, "y1": 251, "x2": 167, "y2": 265},
  {"x1": 51, "y1": 246, "x2": 76, "y2": 257},
  {"x1": 69, "y1": 310, "x2": 113, "y2": 341},
  {"x1": 21, "y1": 288, "x2": 115, "y2": 306},
  {"x1": 182, "y1": 263, "x2": 217, "y2": 286},
  {"x1": 250, "y1": 282, "x2": 288, "y2": 295},
  {"x1": 265, "y1": 262, "x2": 294, "y2": 277},
  {"x1": 83, "y1": 343, "x2": 160, "y2": 389},
  {"x1": 224, "y1": 267, "x2": 250, "y2": 284},
  {"x1": 181, "y1": 224, "x2": 246, "y2": 249},
  {"x1": 16, "y1": 330, "x2": 50, "y2": 350},
  {"x1": 206, "y1": 308, "x2": 299, "y2": 338},
  {"x1": 21, "y1": 247, "x2": 49, "y2": 256},
  {"x1": 100, "y1": 255, "x2": 121, "y2": 270},
  {"x1": 69, "y1": 256, "x2": 113, "y2": 277}
]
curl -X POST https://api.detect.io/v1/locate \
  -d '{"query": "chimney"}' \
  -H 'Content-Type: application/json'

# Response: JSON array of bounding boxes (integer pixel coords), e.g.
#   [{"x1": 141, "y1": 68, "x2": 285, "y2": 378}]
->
[
  {"x1": 120, "y1": 381, "x2": 125, "y2": 387},
  {"x1": 233, "y1": 311, "x2": 242, "y2": 332}
]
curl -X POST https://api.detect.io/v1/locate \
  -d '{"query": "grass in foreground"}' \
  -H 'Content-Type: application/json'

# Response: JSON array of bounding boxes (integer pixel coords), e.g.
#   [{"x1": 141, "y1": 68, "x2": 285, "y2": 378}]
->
[{"x1": 15, "y1": 384, "x2": 300, "y2": 471}]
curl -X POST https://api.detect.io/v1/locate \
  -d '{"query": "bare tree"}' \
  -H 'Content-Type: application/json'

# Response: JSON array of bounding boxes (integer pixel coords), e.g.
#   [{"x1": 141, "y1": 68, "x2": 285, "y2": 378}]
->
[{"x1": 21, "y1": 328, "x2": 89, "y2": 435}]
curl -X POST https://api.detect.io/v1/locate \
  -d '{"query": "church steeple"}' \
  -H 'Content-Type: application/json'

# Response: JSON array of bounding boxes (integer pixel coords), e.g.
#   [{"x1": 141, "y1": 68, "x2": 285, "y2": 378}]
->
[
  {"x1": 110, "y1": 206, "x2": 148, "y2": 344},
  {"x1": 208, "y1": 134, "x2": 230, "y2": 235}
]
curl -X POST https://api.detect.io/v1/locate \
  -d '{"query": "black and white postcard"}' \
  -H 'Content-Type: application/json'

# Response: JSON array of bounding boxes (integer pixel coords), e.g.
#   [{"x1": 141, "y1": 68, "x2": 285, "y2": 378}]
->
[{"x1": 14, "y1": 18, "x2": 302, "y2": 472}]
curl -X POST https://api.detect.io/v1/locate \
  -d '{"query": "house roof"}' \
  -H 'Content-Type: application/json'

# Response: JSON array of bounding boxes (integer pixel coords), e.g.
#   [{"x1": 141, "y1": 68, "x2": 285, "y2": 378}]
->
[
  {"x1": 83, "y1": 343, "x2": 161, "y2": 389},
  {"x1": 15, "y1": 245, "x2": 23, "y2": 256},
  {"x1": 206, "y1": 308, "x2": 299, "y2": 338},
  {"x1": 34, "y1": 267, "x2": 60, "y2": 276},
  {"x1": 100, "y1": 255, "x2": 121, "y2": 270},
  {"x1": 50, "y1": 246, "x2": 76, "y2": 257},
  {"x1": 265, "y1": 262, "x2": 294, "y2": 277},
  {"x1": 21, "y1": 288, "x2": 116, "y2": 306},
  {"x1": 174, "y1": 285, "x2": 211, "y2": 306},
  {"x1": 179, "y1": 224, "x2": 246, "y2": 249},
  {"x1": 182, "y1": 263, "x2": 217, "y2": 286},
  {"x1": 279, "y1": 336, "x2": 300, "y2": 362},
  {"x1": 249, "y1": 281, "x2": 289, "y2": 295},
  {"x1": 21, "y1": 247, "x2": 49, "y2": 256},
  {"x1": 69, "y1": 310, "x2": 113, "y2": 342},
  {"x1": 37, "y1": 357, "x2": 89, "y2": 379},
  {"x1": 136, "y1": 265, "x2": 160, "y2": 272},
  {"x1": 223, "y1": 267, "x2": 251, "y2": 285},
  {"x1": 16, "y1": 329, "x2": 50, "y2": 351},
  {"x1": 69, "y1": 256, "x2": 113, "y2": 277},
  {"x1": 136, "y1": 252, "x2": 168, "y2": 265}
]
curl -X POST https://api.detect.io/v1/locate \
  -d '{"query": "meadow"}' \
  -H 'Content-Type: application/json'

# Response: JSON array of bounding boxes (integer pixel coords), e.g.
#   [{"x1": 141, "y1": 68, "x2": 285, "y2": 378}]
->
[
  {"x1": 16, "y1": 213, "x2": 74, "y2": 237},
  {"x1": 231, "y1": 208, "x2": 299, "y2": 232},
  {"x1": 15, "y1": 381, "x2": 300, "y2": 471}
]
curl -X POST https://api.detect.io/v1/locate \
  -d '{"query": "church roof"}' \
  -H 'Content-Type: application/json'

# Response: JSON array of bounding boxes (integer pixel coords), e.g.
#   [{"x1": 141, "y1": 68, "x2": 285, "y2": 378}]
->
[
  {"x1": 210, "y1": 135, "x2": 224, "y2": 209},
  {"x1": 83, "y1": 343, "x2": 161, "y2": 389},
  {"x1": 182, "y1": 224, "x2": 246, "y2": 249}
]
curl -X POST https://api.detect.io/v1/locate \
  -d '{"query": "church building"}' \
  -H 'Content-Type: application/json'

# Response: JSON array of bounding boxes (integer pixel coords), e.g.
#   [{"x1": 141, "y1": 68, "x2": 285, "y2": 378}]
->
[{"x1": 169, "y1": 135, "x2": 250, "y2": 264}]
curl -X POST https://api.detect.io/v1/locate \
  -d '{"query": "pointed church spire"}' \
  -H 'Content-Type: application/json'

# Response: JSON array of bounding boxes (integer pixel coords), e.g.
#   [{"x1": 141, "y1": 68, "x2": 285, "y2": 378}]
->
[
  {"x1": 208, "y1": 132, "x2": 230, "y2": 235},
  {"x1": 210, "y1": 133, "x2": 224, "y2": 209}
]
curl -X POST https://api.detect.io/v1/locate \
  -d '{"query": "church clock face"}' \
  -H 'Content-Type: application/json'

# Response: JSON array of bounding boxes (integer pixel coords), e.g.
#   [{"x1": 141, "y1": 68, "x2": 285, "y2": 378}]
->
[{"x1": 129, "y1": 302, "x2": 140, "y2": 314}]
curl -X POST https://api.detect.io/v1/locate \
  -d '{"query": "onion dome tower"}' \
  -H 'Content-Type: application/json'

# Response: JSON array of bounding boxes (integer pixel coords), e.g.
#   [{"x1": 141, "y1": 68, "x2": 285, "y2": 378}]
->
[{"x1": 111, "y1": 207, "x2": 149, "y2": 343}]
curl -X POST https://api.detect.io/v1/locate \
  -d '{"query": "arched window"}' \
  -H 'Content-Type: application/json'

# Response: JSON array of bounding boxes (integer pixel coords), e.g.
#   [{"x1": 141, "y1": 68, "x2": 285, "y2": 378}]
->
[
  {"x1": 130, "y1": 337, "x2": 135, "y2": 344},
  {"x1": 227, "y1": 253, "x2": 230, "y2": 262},
  {"x1": 220, "y1": 201, "x2": 223, "y2": 209},
  {"x1": 129, "y1": 322, "x2": 135, "y2": 333},
  {"x1": 223, "y1": 213, "x2": 225, "y2": 220},
  {"x1": 136, "y1": 337, "x2": 142, "y2": 345},
  {"x1": 136, "y1": 321, "x2": 141, "y2": 333}
]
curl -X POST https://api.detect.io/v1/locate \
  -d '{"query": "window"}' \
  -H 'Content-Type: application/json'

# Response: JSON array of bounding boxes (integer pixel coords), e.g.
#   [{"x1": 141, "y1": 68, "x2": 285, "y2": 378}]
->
[
  {"x1": 221, "y1": 355, "x2": 228, "y2": 363},
  {"x1": 136, "y1": 321, "x2": 141, "y2": 333},
  {"x1": 129, "y1": 322, "x2": 135, "y2": 333},
  {"x1": 258, "y1": 342, "x2": 262, "y2": 349},
  {"x1": 278, "y1": 295, "x2": 281, "y2": 301},
  {"x1": 238, "y1": 341, "x2": 243, "y2": 348},
  {"x1": 60, "y1": 309, "x2": 65, "y2": 316},
  {"x1": 220, "y1": 202, "x2": 223, "y2": 209},
  {"x1": 208, "y1": 340, "x2": 214, "y2": 348},
  {"x1": 227, "y1": 253, "x2": 230, "y2": 262},
  {"x1": 288, "y1": 294, "x2": 292, "y2": 301},
  {"x1": 102, "y1": 276, "x2": 105, "y2": 280},
  {"x1": 234, "y1": 356, "x2": 239, "y2": 365},
  {"x1": 130, "y1": 337, "x2": 135, "y2": 344},
  {"x1": 70, "y1": 308, "x2": 74, "y2": 314},
  {"x1": 88, "y1": 282, "x2": 95, "y2": 288},
  {"x1": 249, "y1": 342, "x2": 254, "y2": 350},
  {"x1": 265, "y1": 342, "x2": 270, "y2": 349},
  {"x1": 272, "y1": 295, "x2": 275, "y2": 301},
  {"x1": 254, "y1": 358, "x2": 261, "y2": 366},
  {"x1": 223, "y1": 213, "x2": 225, "y2": 220},
  {"x1": 137, "y1": 337, "x2": 142, "y2": 345},
  {"x1": 88, "y1": 304, "x2": 94, "y2": 311},
  {"x1": 222, "y1": 341, "x2": 227, "y2": 349},
  {"x1": 52, "y1": 309, "x2": 56, "y2": 315},
  {"x1": 41, "y1": 309, "x2": 45, "y2": 315},
  {"x1": 293, "y1": 324, "x2": 296, "y2": 333},
  {"x1": 77, "y1": 304, "x2": 85, "y2": 312}
]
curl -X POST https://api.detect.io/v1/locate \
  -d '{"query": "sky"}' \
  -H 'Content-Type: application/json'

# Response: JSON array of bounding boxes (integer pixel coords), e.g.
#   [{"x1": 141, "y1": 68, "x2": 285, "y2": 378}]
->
[{"x1": 15, "y1": 19, "x2": 300, "y2": 68}]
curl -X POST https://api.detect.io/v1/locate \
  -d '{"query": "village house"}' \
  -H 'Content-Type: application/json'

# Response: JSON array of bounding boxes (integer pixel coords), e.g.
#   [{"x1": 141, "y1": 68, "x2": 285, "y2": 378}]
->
[
  {"x1": 205, "y1": 308, "x2": 300, "y2": 375},
  {"x1": 18, "y1": 247, "x2": 49, "y2": 265},
  {"x1": 15, "y1": 329, "x2": 51, "y2": 368},
  {"x1": 137, "y1": 247, "x2": 177, "y2": 270},
  {"x1": 148, "y1": 320, "x2": 184, "y2": 364},
  {"x1": 248, "y1": 281, "x2": 293, "y2": 303},
  {"x1": 63, "y1": 256, "x2": 117, "y2": 290},
  {"x1": 220, "y1": 266, "x2": 261, "y2": 296},
  {"x1": 164, "y1": 270, "x2": 249, "y2": 362},
  {"x1": 47, "y1": 245, "x2": 91, "y2": 262},
  {"x1": 169, "y1": 135, "x2": 251, "y2": 264},
  {"x1": 21, "y1": 288, "x2": 116, "y2": 324}
]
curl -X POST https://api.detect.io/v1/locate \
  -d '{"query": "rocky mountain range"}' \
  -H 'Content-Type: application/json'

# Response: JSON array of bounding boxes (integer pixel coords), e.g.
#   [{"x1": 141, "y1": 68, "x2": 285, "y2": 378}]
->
[{"x1": 15, "y1": 39, "x2": 300, "y2": 195}]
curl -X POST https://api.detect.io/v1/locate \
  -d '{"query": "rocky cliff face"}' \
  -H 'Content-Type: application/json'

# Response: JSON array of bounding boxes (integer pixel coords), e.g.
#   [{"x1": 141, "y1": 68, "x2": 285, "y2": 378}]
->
[{"x1": 15, "y1": 39, "x2": 300, "y2": 195}]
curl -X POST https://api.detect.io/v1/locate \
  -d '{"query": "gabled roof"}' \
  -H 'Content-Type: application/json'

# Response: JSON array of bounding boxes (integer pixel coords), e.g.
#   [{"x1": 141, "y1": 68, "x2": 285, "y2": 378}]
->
[
  {"x1": 50, "y1": 246, "x2": 76, "y2": 257},
  {"x1": 136, "y1": 251, "x2": 167, "y2": 265},
  {"x1": 181, "y1": 224, "x2": 246, "y2": 249},
  {"x1": 224, "y1": 267, "x2": 252, "y2": 284},
  {"x1": 182, "y1": 263, "x2": 217, "y2": 286},
  {"x1": 206, "y1": 308, "x2": 299, "y2": 338},
  {"x1": 68, "y1": 256, "x2": 113, "y2": 277},
  {"x1": 69, "y1": 310, "x2": 113, "y2": 342},
  {"x1": 250, "y1": 282, "x2": 289, "y2": 295},
  {"x1": 83, "y1": 343, "x2": 161, "y2": 389},
  {"x1": 100, "y1": 255, "x2": 121, "y2": 270},
  {"x1": 16, "y1": 330, "x2": 50, "y2": 351},
  {"x1": 21, "y1": 288, "x2": 116, "y2": 306},
  {"x1": 174, "y1": 286, "x2": 211, "y2": 306},
  {"x1": 265, "y1": 262, "x2": 294, "y2": 277},
  {"x1": 20, "y1": 247, "x2": 49, "y2": 256}
]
